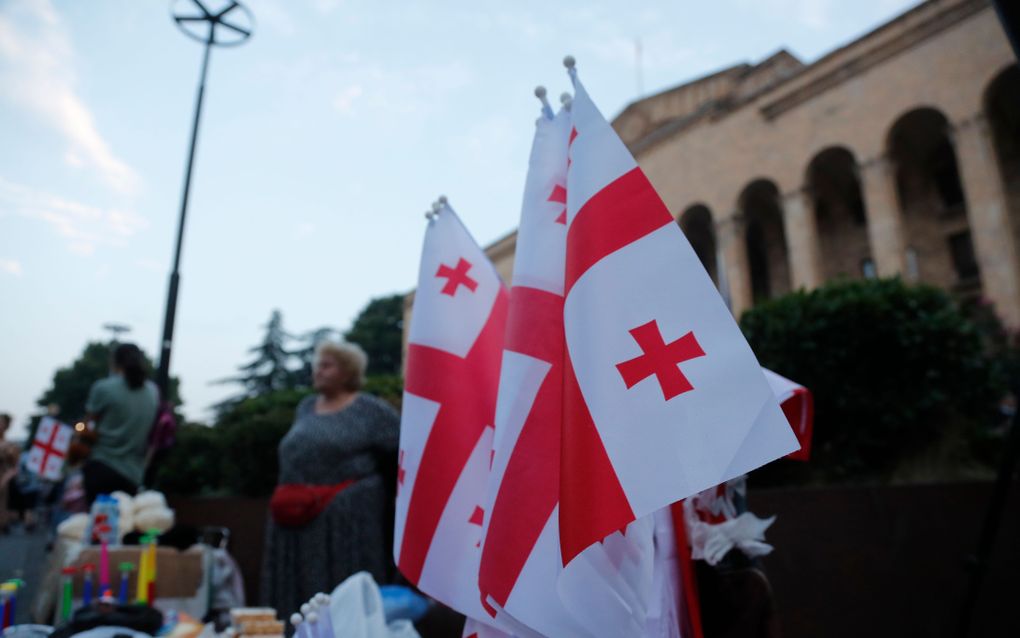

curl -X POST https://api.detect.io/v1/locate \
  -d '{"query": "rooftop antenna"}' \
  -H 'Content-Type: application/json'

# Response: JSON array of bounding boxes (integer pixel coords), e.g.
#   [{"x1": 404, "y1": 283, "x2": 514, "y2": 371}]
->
[{"x1": 102, "y1": 323, "x2": 132, "y2": 343}]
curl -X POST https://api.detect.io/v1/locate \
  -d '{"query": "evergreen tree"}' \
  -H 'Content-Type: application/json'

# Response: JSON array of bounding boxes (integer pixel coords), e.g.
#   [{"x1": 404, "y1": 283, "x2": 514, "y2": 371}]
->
[{"x1": 214, "y1": 309, "x2": 299, "y2": 409}]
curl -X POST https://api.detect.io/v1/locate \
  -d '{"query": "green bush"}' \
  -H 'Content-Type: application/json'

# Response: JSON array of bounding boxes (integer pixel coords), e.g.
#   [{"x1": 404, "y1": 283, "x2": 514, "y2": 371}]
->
[
  {"x1": 740, "y1": 278, "x2": 1006, "y2": 484},
  {"x1": 364, "y1": 374, "x2": 404, "y2": 410},
  {"x1": 152, "y1": 423, "x2": 225, "y2": 496},
  {"x1": 216, "y1": 388, "x2": 309, "y2": 497}
]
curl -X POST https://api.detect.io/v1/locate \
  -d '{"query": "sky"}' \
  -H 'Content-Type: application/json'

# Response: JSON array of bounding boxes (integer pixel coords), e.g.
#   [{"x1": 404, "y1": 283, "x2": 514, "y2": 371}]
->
[{"x1": 0, "y1": 0, "x2": 920, "y2": 437}]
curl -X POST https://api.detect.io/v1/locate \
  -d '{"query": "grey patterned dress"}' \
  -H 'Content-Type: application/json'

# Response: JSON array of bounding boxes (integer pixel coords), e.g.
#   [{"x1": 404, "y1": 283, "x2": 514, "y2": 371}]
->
[{"x1": 261, "y1": 393, "x2": 400, "y2": 617}]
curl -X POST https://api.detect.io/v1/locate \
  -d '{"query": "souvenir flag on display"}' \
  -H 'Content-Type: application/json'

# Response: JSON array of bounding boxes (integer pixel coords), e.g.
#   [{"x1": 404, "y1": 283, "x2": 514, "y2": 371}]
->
[
  {"x1": 764, "y1": 369, "x2": 814, "y2": 462},
  {"x1": 476, "y1": 93, "x2": 680, "y2": 638},
  {"x1": 394, "y1": 200, "x2": 509, "y2": 624},
  {"x1": 557, "y1": 57, "x2": 800, "y2": 565},
  {"x1": 26, "y1": 416, "x2": 72, "y2": 481},
  {"x1": 477, "y1": 96, "x2": 591, "y2": 637}
]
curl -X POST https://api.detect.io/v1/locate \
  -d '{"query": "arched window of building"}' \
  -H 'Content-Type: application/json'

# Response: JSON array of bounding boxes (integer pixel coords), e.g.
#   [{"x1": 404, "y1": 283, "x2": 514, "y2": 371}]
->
[
  {"x1": 985, "y1": 64, "x2": 1020, "y2": 272},
  {"x1": 679, "y1": 204, "x2": 718, "y2": 285},
  {"x1": 888, "y1": 107, "x2": 979, "y2": 295},
  {"x1": 738, "y1": 179, "x2": 791, "y2": 303},
  {"x1": 806, "y1": 146, "x2": 872, "y2": 281}
]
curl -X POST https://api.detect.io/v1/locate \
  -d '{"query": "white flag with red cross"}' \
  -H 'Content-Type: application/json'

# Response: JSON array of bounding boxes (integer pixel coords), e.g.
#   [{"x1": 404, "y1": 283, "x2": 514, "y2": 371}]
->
[
  {"x1": 27, "y1": 416, "x2": 72, "y2": 481},
  {"x1": 558, "y1": 61, "x2": 800, "y2": 566},
  {"x1": 394, "y1": 201, "x2": 509, "y2": 624},
  {"x1": 477, "y1": 103, "x2": 591, "y2": 637},
  {"x1": 478, "y1": 99, "x2": 680, "y2": 638}
]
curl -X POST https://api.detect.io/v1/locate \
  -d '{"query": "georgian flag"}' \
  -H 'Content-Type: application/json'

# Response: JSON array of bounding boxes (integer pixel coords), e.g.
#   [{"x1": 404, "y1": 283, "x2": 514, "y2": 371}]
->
[
  {"x1": 559, "y1": 67, "x2": 800, "y2": 564},
  {"x1": 27, "y1": 416, "x2": 72, "y2": 481},
  {"x1": 478, "y1": 102, "x2": 681, "y2": 638},
  {"x1": 395, "y1": 203, "x2": 508, "y2": 623},
  {"x1": 477, "y1": 104, "x2": 590, "y2": 637}
]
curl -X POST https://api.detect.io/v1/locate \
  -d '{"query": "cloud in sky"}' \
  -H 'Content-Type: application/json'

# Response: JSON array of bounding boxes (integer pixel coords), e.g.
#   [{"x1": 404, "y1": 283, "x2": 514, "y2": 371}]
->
[
  {"x1": 332, "y1": 85, "x2": 364, "y2": 114},
  {"x1": 0, "y1": 258, "x2": 22, "y2": 276},
  {"x1": 0, "y1": 0, "x2": 141, "y2": 195},
  {"x1": 0, "y1": 177, "x2": 148, "y2": 256}
]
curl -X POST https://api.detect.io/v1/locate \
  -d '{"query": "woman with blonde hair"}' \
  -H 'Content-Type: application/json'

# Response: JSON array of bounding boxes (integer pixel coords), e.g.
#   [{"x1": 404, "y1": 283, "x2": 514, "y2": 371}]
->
[{"x1": 261, "y1": 340, "x2": 399, "y2": 618}]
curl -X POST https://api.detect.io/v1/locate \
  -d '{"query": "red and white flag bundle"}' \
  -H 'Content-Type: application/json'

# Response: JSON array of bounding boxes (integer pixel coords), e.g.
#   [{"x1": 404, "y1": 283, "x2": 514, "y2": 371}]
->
[
  {"x1": 399, "y1": 58, "x2": 801, "y2": 637},
  {"x1": 27, "y1": 416, "x2": 72, "y2": 481}
]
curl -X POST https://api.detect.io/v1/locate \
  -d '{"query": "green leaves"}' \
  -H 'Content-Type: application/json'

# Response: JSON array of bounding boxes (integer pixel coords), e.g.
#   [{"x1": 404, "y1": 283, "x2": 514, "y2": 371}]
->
[{"x1": 740, "y1": 278, "x2": 1009, "y2": 485}]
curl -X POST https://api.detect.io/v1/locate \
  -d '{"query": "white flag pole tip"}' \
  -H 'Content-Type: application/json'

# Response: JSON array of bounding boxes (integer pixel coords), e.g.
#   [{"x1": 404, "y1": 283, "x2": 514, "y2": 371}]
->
[
  {"x1": 563, "y1": 54, "x2": 578, "y2": 86},
  {"x1": 438, "y1": 194, "x2": 448, "y2": 205},
  {"x1": 290, "y1": 614, "x2": 303, "y2": 627},
  {"x1": 300, "y1": 604, "x2": 312, "y2": 616},
  {"x1": 560, "y1": 92, "x2": 573, "y2": 112},
  {"x1": 535, "y1": 85, "x2": 555, "y2": 120}
]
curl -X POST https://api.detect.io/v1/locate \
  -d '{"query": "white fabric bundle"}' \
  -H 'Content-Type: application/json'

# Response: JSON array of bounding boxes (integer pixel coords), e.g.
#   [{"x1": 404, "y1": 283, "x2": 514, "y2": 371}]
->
[
  {"x1": 134, "y1": 506, "x2": 175, "y2": 533},
  {"x1": 132, "y1": 490, "x2": 168, "y2": 514},
  {"x1": 57, "y1": 513, "x2": 89, "y2": 541},
  {"x1": 110, "y1": 491, "x2": 135, "y2": 540},
  {"x1": 131, "y1": 490, "x2": 175, "y2": 534}
]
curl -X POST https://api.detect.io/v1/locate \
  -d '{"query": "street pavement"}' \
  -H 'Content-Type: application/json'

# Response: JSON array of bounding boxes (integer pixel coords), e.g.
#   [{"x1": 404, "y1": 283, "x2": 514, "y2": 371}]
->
[{"x1": 0, "y1": 523, "x2": 50, "y2": 625}]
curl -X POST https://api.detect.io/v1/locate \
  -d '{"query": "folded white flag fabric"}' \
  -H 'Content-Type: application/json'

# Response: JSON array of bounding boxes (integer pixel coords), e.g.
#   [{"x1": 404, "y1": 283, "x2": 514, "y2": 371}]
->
[{"x1": 558, "y1": 64, "x2": 800, "y2": 567}]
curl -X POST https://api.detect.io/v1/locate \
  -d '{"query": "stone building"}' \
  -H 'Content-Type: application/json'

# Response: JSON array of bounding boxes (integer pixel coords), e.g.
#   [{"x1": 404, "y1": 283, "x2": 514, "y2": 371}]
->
[{"x1": 405, "y1": 0, "x2": 1020, "y2": 339}]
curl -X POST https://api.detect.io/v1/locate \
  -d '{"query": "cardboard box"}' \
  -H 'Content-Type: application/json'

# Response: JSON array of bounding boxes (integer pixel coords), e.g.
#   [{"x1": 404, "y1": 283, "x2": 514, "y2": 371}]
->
[{"x1": 69, "y1": 546, "x2": 204, "y2": 598}]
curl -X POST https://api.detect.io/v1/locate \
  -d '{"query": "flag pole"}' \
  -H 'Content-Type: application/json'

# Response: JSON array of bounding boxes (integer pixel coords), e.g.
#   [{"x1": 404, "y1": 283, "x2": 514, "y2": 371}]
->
[
  {"x1": 671, "y1": 502, "x2": 705, "y2": 638},
  {"x1": 534, "y1": 86, "x2": 555, "y2": 120}
]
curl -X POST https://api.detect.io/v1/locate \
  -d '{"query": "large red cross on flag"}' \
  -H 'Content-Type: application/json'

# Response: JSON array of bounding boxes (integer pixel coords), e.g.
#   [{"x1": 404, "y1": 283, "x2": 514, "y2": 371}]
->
[
  {"x1": 394, "y1": 203, "x2": 510, "y2": 624},
  {"x1": 26, "y1": 416, "x2": 72, "y2": 481}
]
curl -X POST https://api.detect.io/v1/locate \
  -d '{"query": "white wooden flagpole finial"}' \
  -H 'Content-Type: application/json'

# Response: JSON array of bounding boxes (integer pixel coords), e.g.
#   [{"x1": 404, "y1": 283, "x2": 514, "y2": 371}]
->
[
  {"x1": 438, "y1": 195, "x2": 448, "y2": 205},
  {"x1": 535, "y1": 86, "x2": 554, "y2": 120},
  {"x1": 563, "y1": 55, "x2": 578, "y2": 86},
  {"x1": 560, "y1": 92, "x2": 573, "y2": 112}
]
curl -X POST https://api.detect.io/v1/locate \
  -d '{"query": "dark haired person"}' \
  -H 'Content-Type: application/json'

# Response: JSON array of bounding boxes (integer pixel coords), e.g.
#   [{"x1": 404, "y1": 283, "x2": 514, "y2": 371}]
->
[{"x1": 82, "y1": 343, "x2": 158, "y2": 504}]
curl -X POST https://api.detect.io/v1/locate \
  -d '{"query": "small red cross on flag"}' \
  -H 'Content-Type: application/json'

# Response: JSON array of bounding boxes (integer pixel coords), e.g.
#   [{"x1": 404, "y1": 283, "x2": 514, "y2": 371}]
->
[
  {"x1": 616, "y1": 320, "x2": 705, "y2": 400},
  {"x1": 436, "y1": 258, "x2": 478, "y2": 296},
  {"x1": 547, "y1": 184, "x2": 567, "y2": 225}
]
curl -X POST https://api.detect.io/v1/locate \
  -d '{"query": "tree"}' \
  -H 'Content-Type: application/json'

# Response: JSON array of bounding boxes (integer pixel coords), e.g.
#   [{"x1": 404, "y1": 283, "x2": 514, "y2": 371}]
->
[
  {"x1": 214, "y1": 388, "x2": 308, "y2": 496},
  {"x1": 215, "y1": 310, "x2": 299, "y2": 409},
  {"x1": 345, "y1": 294, "x2": 404, "y2": 375},
  {"x1": 740, "y1": 278, "x2": 1005, "y2": 485}
]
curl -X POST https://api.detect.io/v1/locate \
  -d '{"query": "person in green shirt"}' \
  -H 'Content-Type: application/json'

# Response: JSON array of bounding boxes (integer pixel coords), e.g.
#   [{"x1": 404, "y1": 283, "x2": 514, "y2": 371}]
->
[{"x1": 83, "y1": 343, "x2": 158, "y2": 504}]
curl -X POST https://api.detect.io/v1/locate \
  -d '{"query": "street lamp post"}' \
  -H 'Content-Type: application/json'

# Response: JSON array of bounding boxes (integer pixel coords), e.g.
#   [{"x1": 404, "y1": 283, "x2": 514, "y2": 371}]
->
[{"x1": 156, "y1": 0, "x2": 253, "y2": 395}]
